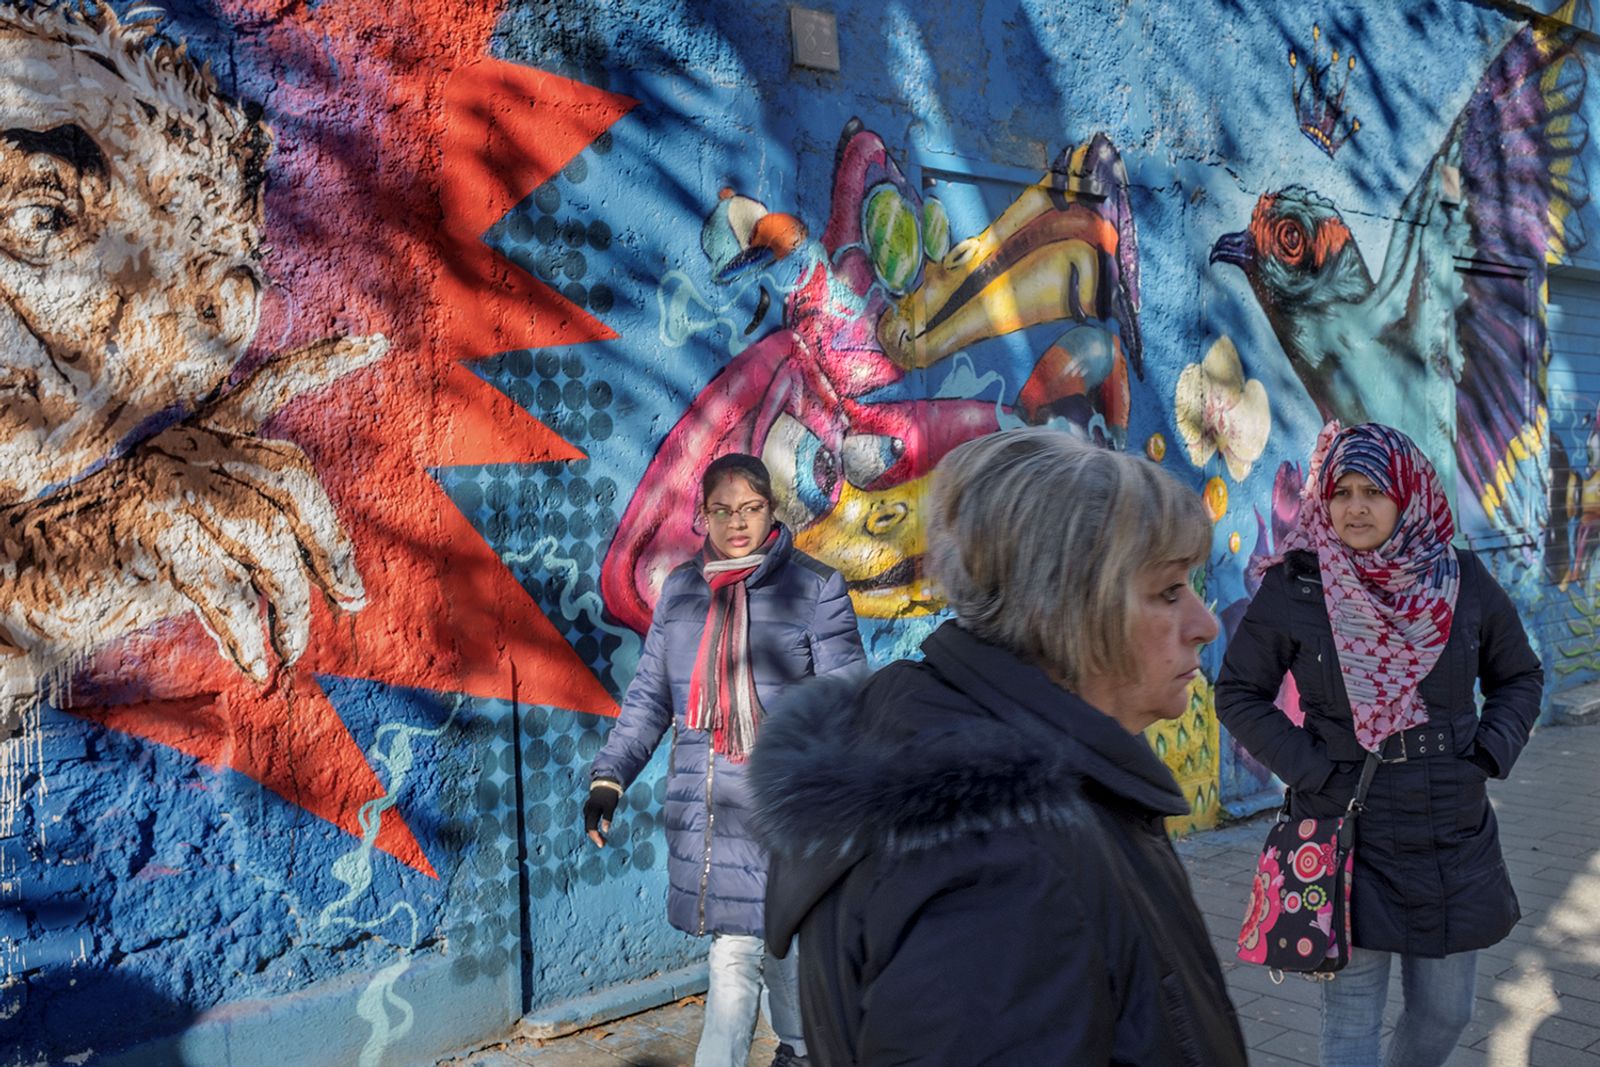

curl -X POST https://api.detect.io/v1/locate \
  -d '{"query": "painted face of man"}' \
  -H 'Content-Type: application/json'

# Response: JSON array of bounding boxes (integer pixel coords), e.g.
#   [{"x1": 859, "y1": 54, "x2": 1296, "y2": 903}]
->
[{"x1": 0, "y1": 44, "x2": 266, "y2": 505}]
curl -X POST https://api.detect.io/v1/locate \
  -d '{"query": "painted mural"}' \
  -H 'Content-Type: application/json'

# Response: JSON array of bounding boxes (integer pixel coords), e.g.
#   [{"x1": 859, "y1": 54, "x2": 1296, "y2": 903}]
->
[
  {"x1": 0, "y1": 1, "x2": 646, "y2": 1063},
  {"x1": 0, "y1": 3, "x2": 381, "y2": 735},
  {"x1": 6, "y1": 0, "x2": 1600, "y2": 1063},
  {"x1": 1212, "y1": 7, "x2": 1589, "y2": 555},
  {"x1": 601, "y1": 122, "x2": 1141, "y2": 635}
]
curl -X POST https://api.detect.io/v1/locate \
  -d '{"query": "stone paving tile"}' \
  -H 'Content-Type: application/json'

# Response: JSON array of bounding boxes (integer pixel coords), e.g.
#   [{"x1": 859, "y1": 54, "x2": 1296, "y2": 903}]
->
[
  {"x1": 1518, "y1": 1013, "x2": 1600, "y2": 1052},
  {"x1": 509, "y1": 1043, "x2": 626, "y2": 1067},
  {"x1": 1237, "y1": 1014, "x2": 1291, "y2": 1048},
  {"x1": 1253, "y1": 1025, "x2": 1321, "y2": 1064},
  {"x1": 433, "y1": 724, "x2": 1600, "y2": 1066},
  {"x1": 1500, "y1": 1039, "x2": 1600, "y2": 1067},
  {"x1": 575, "y1": 1013, "x2": 669, "y2": 1053},
  {"x1": 1252, "y1": 1054, "x2": 1323, "y2": 1067},
  {"x1": 445, "y1": 1051, "x2": 536, "y2": 1067},
  {"x1": 630, "y1": 1003, "x2": 707, "y2": 1042},
  {"x1": 1244, "y1": 992, "x2": 1326, "y2": 1035}
]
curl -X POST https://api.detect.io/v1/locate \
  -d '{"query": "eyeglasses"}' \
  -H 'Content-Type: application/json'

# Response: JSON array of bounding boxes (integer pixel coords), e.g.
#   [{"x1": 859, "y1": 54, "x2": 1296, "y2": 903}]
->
[{"x1": 705, "y1": 501, "x2": 770, "y2": 524}]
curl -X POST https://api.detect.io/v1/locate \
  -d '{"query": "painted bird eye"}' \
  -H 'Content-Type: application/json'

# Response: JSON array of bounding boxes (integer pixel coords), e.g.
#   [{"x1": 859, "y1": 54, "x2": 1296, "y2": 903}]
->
[
  {"x1": 862, "y1": 183, "x2": 923, "y2": 295},
  {"x1": 841, "y1": 432, "x2": 905, "y2": 488},
  {"x1": 762, "y1": 413, "x2": 842, "y2": 528},
  {"x1": 1272, "y1": 219, "x2": 1308, "y2": 266}
]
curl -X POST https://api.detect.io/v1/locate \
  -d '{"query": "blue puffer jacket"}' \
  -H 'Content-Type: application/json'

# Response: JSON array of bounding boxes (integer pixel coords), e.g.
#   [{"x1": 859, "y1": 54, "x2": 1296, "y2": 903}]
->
[{"x1": 591, "y1": 524, "x2": 866, "y2": 937}]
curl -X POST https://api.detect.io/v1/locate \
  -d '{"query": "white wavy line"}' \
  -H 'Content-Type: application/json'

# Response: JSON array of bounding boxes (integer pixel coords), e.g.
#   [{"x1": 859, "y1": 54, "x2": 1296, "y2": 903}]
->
[{"x1": 501, "y1": 536, "x2": 642, "y2": 686}]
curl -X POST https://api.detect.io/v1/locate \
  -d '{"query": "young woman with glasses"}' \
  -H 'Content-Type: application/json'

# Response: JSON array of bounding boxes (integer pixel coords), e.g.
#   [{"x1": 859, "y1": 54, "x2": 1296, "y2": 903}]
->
[{"x1": 583, "y1": 453, "x2": 866, "y2": 1067}]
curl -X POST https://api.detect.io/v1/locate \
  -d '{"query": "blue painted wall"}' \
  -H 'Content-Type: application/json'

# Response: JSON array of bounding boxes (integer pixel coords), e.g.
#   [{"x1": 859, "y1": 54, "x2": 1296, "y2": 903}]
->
[{"x1": 4, "y1": 1, "x2": 1598, "y2": 1064}]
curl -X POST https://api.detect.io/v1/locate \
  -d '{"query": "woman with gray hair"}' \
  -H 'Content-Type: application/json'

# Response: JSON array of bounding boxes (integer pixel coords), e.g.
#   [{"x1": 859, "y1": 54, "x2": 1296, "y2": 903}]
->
[{"x1": 749, "y1": 427, "x2": 1247, "y2": 1066}]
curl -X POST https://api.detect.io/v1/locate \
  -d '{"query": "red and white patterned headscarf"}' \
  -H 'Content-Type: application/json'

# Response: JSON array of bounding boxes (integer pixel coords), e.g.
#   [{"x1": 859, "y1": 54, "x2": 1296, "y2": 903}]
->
[{"x1": 1256, "y1": 421, "x2": 1460, "y2": 751}]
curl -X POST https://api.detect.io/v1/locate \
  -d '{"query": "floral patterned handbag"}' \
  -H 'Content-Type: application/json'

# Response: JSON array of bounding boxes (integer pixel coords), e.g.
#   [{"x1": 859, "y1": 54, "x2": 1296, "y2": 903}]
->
[{"x1": 1237, "y1": 753, "x2": 1379, "y2": 980}]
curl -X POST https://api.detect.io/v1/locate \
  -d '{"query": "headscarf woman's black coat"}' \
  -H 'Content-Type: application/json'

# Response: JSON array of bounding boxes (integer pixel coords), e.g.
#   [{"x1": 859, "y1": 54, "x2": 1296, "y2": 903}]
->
[{"x1": 1217, "y1": 549, "x2": 1542, "y2": 957}]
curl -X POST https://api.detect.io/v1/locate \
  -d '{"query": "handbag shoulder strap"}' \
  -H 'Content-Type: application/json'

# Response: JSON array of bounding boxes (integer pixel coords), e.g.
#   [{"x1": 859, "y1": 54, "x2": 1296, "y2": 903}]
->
[
  {"x1": 1352, "y1": 750, "x2": 1380, "y2": 806},
  {"x1": 1336, "y1": 751, "x2": 1381, "y2": 850}
]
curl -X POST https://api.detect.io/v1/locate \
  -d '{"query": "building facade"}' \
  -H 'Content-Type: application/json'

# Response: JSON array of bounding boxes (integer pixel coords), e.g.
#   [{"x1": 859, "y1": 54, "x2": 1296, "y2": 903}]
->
[{"x1": 2, "y1": 0, "x2": 1598, "y2": 1063}]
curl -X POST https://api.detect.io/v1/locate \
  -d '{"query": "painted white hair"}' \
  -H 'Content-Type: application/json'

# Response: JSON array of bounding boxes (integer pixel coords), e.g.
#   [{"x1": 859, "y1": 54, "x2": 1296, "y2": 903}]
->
[{"x1": 0, "y1": 1, "x2": 272, "y2": 243}]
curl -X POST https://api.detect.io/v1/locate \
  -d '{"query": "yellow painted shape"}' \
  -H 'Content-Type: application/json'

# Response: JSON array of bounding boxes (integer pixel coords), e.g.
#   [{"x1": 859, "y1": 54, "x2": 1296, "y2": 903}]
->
[
  {"x1": 791, "y1": 473, "x2": 940, "y2": 619},
  {"x1": 1203, "y1": 477, "x2": 1228, "y2": 523},
  {"x1": 876, "y1": 177, "x2": 1121, "y2": 369},
  {"x1": 1149, "y1": 673, "x2": 1222, "y2": 836}
]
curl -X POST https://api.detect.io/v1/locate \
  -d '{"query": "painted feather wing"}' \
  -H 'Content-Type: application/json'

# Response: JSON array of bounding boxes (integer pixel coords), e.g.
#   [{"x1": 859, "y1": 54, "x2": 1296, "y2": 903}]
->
[{"x1": 1450, "y1": 1, "x2": 1590, "y2": 539}]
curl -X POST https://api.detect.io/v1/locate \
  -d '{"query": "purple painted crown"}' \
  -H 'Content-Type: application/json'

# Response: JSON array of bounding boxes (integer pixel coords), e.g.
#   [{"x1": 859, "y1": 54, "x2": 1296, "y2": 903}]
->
[{"x1": 1291, "y1": 24, "x2": 1361, "y2": 158}]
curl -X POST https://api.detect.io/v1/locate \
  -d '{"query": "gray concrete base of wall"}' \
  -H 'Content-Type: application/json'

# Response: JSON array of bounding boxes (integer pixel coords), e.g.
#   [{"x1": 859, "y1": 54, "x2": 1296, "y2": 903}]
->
[
  {"x1": 1552, "y1": 680, "x2": 1600, "y2": 726},
  {"x1": 518, "y1": 962, "x2": 710, "y2": 1041},
  {"x1": 97, "y1": 953, "x2": 517, "y2": 1067}
]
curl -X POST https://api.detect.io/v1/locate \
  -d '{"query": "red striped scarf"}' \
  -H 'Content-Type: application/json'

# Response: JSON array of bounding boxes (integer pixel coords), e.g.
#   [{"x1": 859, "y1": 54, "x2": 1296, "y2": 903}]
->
[
  {"x1": 1256, "y1": 422, "x2": 1460, "y2": 751},
  {"x1": 685, "y1": 530, "x2": 778, "y2": 761}
]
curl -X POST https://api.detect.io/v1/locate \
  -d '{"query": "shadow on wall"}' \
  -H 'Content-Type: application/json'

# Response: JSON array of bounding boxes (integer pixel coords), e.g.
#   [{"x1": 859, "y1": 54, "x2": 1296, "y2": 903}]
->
[{"x1": 0, "y1": 967, "x2": 196, "y2": 1064}]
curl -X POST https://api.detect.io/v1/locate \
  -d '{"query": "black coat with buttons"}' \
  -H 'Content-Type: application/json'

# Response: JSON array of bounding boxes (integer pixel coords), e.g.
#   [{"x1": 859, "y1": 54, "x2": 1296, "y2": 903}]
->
[{"x1": 1216, "y1": 549, "x2": 1543, "y2": 958}]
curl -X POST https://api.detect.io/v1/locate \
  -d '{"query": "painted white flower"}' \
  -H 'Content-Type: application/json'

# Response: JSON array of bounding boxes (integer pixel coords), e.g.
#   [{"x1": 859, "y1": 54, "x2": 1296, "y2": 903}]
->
[{"x1": 1175, "y1": 336, "x2": 1270, "y2": 481}]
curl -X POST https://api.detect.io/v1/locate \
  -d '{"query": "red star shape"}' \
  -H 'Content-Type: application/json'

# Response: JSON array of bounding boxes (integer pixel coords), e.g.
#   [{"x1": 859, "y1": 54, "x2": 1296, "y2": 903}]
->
[{"x1": 68, "y1": 2, "x2": 635, "y2": 877}]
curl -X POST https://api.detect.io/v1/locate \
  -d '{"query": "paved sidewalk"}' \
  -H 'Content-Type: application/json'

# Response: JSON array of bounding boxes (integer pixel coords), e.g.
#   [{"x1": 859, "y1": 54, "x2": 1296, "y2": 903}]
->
[{"x1": 441, "y1": 723, "x2": 1600, "y2": 1066}]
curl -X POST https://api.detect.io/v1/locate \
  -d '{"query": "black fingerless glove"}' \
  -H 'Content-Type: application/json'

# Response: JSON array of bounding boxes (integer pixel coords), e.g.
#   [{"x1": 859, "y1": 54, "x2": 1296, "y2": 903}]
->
[{"x1": 583, "y1": 779, "x2": 622, "y2": 842}]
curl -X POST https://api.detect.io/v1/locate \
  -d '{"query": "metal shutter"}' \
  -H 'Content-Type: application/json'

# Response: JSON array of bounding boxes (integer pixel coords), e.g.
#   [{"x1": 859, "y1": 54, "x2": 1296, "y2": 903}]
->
[{"x1": 1544, "y1": 270, "x2": 1600, "y2": 683}]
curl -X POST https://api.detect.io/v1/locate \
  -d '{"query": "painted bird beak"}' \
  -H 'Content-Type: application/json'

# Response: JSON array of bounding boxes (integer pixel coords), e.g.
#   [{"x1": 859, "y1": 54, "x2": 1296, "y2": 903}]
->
[{"x1": 1210, "y1": 230, "x2": 1257, "y2": 268}]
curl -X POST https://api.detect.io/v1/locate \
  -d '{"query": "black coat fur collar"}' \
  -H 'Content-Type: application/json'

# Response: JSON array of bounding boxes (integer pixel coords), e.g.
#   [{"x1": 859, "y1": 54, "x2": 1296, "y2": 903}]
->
[{"x1": 750, "y1": 622, "x2": 1188, "y2": 863}]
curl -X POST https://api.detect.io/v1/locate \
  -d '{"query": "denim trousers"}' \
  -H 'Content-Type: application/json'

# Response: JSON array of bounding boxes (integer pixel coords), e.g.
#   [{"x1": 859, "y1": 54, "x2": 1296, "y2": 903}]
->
[
  {"x1": 1320, "y1": 946, "x2": 1478, "y2": 1067},
  {"x1": 695, "y1": 933, "x2": 806, "y2": 1067}
]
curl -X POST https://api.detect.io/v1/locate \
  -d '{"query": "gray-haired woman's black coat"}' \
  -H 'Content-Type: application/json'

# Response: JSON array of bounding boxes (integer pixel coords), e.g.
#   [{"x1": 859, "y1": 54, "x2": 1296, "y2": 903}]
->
[
  {"x1": 1216, "y1": 549, "x2": 1543, "y2": 958},
  {"x1": 750, "y1": 622, "x2": 1248, "y2": 1067}
]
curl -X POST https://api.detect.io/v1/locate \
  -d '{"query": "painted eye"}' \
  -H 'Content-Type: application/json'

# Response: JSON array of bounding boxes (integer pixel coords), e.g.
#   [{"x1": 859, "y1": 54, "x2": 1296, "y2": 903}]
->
[
  {"x1": 1, "y1": 200, "x2": 73, "y2": 257},
  {"x1": 921, "y1": 197, "x2": 951, "y2": 262},
  {"x1": 13, "y1": 204, "x2": 65, "y2": 233},
  {"x1": 861, "y1": 184, "x2": 922, "y2": 294},
  {"x1": 1272, "y1": 219, "x2": 1308, "y2": 266},
  {"x1": 942, "y1": 237, "x2": 981, "y2": 268},
  {"x1": 761, "y1": 413, "x2": 841, "y2": 528},
  {"x1": 841, "y1": 433, "x2": 904, "y2": 488},
  {"x1": 209, "y1": 267, "x2": 261, "y2": 349}
]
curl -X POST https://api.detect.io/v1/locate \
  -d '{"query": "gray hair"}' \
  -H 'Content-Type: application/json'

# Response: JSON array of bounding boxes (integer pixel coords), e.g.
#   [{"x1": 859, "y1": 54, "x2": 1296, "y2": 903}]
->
[{"x1": 925, "y1": 428, "x2": 1211, "y2": 689}]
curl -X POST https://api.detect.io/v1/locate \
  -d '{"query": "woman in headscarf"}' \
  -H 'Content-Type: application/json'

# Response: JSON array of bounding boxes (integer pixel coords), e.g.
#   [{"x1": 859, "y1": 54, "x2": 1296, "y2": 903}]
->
[
  {"x1": 582, "y1": 453, "x2": 865, "y2": 1067},
  {"x1": 1217, "y1": 421, "x2": 1543, "y2": 1067}
]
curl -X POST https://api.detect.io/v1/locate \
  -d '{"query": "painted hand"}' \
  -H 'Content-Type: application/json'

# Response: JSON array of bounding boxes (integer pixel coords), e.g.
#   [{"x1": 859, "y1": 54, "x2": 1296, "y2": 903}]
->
[
  {"x1": 0, "y1": 334, "x2": 385, "y2": 691},
  {"x1": 126, "y1": 423, "x2": 365, "y2": 678}
]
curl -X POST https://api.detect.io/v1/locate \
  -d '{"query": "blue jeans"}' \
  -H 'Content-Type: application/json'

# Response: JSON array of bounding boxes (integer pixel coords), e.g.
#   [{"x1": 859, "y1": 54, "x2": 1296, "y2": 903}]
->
[
  {"x1": 696, "y1": 933, "x2": 805, "y2": 1067},
  {"x1": 1320, "y1": 947, "x2": 1477, "y2": 1067}
]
